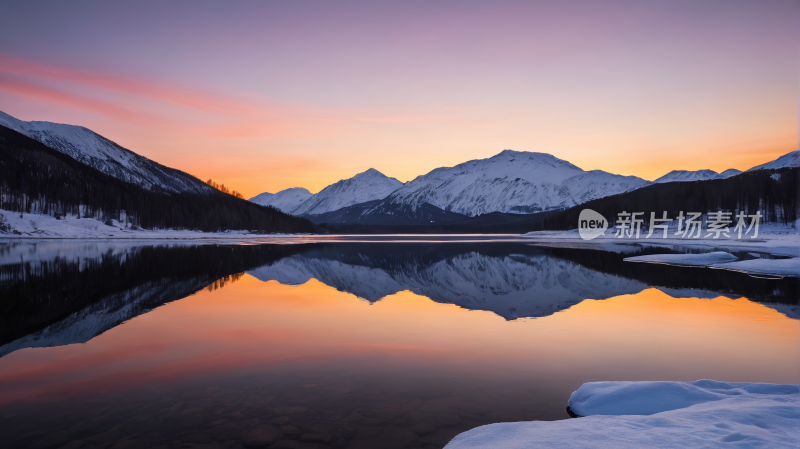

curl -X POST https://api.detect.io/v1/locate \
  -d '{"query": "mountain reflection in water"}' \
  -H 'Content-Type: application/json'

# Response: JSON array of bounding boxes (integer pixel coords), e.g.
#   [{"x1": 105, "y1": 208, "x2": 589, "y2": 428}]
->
[{"x1": 0, "y1": 241, "x2": 797, "y2": 449}]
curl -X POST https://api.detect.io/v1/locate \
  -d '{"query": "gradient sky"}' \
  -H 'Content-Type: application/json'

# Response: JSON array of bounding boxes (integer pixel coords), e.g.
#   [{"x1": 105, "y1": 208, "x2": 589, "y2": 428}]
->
[{"x1": 0, "y1": 0, "x2": 796, "y2": 197}]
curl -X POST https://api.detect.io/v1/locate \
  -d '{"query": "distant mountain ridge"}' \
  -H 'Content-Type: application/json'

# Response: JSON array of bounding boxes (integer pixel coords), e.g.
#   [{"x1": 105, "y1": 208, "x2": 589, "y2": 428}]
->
[
  {"x1": 654, "y1": 168, "x2": 742, "y2": 184},
  {"x1": 249, "y1": 168, "x2": 404, "y2": 215},
  {"x1": 273, "y1": 149, "x2": 797, "y2": 226},
  {"x1": 302, "y1": 150, "x2": 651, "y2": 224},
  {"x1": 0, "y1": 110, "x2": 213, "y2": 195},
  {"x1": 249, "y1": 187, "x2": 313, "y2": 212},
  {"x1": 292, "y1": 168, "x2": 404, "y2": 215},
  {"x1": 5, "y1": 109, "x2": 793, "y2": 230}
]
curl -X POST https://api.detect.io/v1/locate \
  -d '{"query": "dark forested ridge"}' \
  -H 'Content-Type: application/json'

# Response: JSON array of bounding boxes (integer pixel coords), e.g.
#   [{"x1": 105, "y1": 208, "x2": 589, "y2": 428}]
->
[
  {"x1": 0, "y1": 125, "x2": 316, "y2": 233},
  {"x1": 532, "y1": 166, "x2": 798, "y2": 230}
]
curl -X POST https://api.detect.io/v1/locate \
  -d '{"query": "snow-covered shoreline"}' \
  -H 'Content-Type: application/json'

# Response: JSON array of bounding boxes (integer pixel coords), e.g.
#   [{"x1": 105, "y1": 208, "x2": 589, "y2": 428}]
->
[
  {"x1": 523, "y1": 223, "x2": 799, "y2": 259},
  {"x1": 446, "y1": 380, "x2": 800, "y2": 448},
  {"x1": 1, "y1": 209, "x2": 796, "y2": 266},
  {"x1": 522, "y1": 225, "x2": 799, "y2": 278},
  {"x1": 0, "y1": 210, "x2": 312, "y2": 240}
]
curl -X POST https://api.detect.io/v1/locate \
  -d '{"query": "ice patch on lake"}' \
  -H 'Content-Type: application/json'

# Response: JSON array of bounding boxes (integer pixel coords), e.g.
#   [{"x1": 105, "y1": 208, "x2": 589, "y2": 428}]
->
[
  {"x1": 623, "y1": 252, "x2": 800, "y2": 278},
  {"x1": 624, "y1": 251, "x2": 738, "y2": 266},
  {"x1": 446, "y1": 380, "x2": 800, "y2": 448},
  {"x1": 524, "y1": 224, "x2": 799, "y2": 259},
  {"x1": 712, "y1": 258, "x2": 800, "y2": 278}
]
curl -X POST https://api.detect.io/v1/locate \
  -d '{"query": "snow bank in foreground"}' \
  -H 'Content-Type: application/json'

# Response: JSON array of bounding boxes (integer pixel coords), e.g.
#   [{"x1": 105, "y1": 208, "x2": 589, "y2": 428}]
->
[
  {"x1": 445, "y1": 380, "x2": 800, "y2": 449},
  {"x1": 568, "y1": 380, "x2": 798, "y2": 416},
  {"x1": 624, "y1": 251, "x2": 738, "y2": 267}
]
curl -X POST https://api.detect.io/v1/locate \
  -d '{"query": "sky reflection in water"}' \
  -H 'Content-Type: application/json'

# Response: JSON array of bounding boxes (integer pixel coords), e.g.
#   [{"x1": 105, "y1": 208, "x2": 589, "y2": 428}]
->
[{"x1": 0, "y1": 242, "x2": 796, "y2": 449}]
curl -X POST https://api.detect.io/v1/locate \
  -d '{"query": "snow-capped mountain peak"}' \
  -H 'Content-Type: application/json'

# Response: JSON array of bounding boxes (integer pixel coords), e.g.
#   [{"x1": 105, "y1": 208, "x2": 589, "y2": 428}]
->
[
  {"x1": 249, "y1": 187, "x2": 313, "y2": 213},
  {"x1": 291, "y1": 168, "x2": 404, "y2": 216},
  {"x1": 372, "y1": 150, "x2": 649, "y2": 216},
  {"x1": 654, "y1": 169, "x2": 722, "y2": 183}
]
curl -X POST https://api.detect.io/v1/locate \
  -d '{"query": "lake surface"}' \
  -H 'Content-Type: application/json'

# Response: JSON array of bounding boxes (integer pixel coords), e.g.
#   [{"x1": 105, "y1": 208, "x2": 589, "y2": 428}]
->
[{"x1": 0, "y1": 239, "x2": 797, "y2": 449}]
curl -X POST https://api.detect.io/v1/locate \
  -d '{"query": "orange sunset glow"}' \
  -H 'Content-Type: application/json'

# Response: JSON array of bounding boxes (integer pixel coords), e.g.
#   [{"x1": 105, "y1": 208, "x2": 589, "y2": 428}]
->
[
  {"x1": 1, "y1": 275, "x2": 796, "y2": 406},
  {"x1": 0, "y1": 1, "x2": 796, "y2": 197}
]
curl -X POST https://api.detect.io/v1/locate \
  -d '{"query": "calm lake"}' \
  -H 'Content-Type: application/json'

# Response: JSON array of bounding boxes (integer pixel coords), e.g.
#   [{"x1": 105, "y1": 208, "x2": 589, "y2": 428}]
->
[{"x1": 0, "y1": 239, "x2": 797, "y2": 449}]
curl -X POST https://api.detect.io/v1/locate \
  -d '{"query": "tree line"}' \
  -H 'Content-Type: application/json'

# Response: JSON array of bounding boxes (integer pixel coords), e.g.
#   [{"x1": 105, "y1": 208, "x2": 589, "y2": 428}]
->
[
  {"x1": 205, "y1": 179, "x2": 245, "y2": 199},
  {"x1": 529, "y1": 166, "x2": 798, "y2": 232}
]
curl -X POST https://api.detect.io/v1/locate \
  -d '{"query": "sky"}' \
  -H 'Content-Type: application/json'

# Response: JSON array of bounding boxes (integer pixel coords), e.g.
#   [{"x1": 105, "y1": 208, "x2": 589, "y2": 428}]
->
[{"x1": 0, "y1": 0, "x2": 796, "y2": 197}]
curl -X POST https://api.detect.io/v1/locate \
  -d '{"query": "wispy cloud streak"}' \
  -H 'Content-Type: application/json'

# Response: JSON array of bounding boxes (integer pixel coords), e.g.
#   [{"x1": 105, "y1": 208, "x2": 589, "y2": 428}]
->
[
  {"x1": 0, "y1": 54, "x2": 261, "y2": 116},
  {"x1": 0, "y1": 75, "x2": 152, "y2": 123}
]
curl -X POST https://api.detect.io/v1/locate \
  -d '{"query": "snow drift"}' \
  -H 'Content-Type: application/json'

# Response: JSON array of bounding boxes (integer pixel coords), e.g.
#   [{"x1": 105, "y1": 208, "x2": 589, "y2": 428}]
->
[{"x1": 446, "y1": 380, "x2": 800, "y2": 448}]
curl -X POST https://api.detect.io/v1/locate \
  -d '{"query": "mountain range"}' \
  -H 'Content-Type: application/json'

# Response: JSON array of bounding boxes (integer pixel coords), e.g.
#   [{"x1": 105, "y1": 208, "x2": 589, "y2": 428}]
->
[
  {"x1": 653, "y1": 168, "x2": 742, "y2": 183},
  {"x1": 252, "y1": 148, "x2": 797, "y2": 226},
  {"x1": 254, "y1": 150, "x2": 654, "y2": 224},
  {"x1": 1, "y1": 109, "x2": 796, "y2": 231}
]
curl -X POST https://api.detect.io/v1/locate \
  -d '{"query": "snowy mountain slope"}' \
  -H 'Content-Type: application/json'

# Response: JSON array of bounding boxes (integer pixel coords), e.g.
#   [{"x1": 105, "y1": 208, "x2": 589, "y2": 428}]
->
[
  {"x1": 654, "y1": 169, "x2": 723, "y2": 183},
  {"x1": 375, "y1": 150, "x2": 583, "y2": 216},
  {"x1": 561, "y1": 170, "x2": 651, "y2": 204},
  {"x1": 746, "y1": 150, "x2": 800, "y2": 171},
  {"x1": 654, "y1": 167, "x2": 742, "y2": 183},
  {"x1": 718, "y1": 168, "x2": 742, "y2": 178},
  {"x1": 0, "y1": 110, "x2": 213, "y2": 195},
  {"x1": 249, "y1": 250, "x2": 649, "y2": 319},
  {"x1": 292, "y1": 168, "x2": 403, "y2": 216},
  {"x1": 249, "y1": 187, "x2": 313, "y2": 213}
]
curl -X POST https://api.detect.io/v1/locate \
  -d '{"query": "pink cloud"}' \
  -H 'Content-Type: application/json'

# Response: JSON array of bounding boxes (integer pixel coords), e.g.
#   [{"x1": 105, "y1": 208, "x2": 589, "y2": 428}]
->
[
  {"x1": 0, "y1": 54, "x2": 262, "y2": 116},
  {"x1": 0, "y1": 75, "x2": 152, "y2": 123}
]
